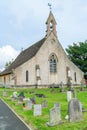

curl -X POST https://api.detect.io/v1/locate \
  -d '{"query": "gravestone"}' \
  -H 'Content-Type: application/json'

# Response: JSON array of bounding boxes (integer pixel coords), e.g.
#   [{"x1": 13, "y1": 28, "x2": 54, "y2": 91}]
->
[
  {"x1": 80, "y1": 80, "x2": 84, "y2": 91},
  {"x1": 34, "y1": 104, "x2": 42, "y2": 116},
  {"x1": 18, "y1": 91, "x2": 25, "y2": 103},
  {"x1": 68, "y1": 98, "x2": 82, "y2": 122},
  {"x1": 54, "y1": 103, "x2": 60, "y2": 108},
  {"x1": 11, "y1": 91, "x2": 17, "y2": 101},
  {"x1": 18, "y1": 91, "x2": 25, "y2": 98},
  {"x1": 60, "y1": 82, "x2": 64, "y2": 92},
  {"x1": 30, "y1": 97, "x2": 36, "y2": 104},
  {"x1": 67, "y1": 91, "x2": 72, "y2": 102},
  {"x1": 54, "y1": 103, "x2": 61, "y2": 122},
  {"x1": 3, "y1": 91, "x2": 7, "y2": 96},
  {"x1": 47, "y1": 103, "x2": 62, "y2": 126},
  {"x1": 72, "y1": 89, "x2": 77, "y2": 98},
  {"x1": 42, "y1": 100, "x2": 48, "y2": 108},
  {"x1": 26, "y1": 100, "x2": 32, "y2": 110},
  {"x1": 18, "y1": 96, "x2": 23, "y2": 103}
]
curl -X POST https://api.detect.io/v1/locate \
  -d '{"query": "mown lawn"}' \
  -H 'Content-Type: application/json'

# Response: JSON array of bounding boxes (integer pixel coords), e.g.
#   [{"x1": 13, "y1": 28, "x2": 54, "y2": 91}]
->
[{"x1": 0, "y1": 87, "x2": 87, "y2": 130}]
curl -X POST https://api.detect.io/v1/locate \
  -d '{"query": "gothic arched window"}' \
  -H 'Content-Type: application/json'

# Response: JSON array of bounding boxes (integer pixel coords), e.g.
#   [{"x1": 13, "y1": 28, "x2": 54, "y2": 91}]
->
[{"x1": 49, "y1": 54, "x2": 57, "y2": 73}]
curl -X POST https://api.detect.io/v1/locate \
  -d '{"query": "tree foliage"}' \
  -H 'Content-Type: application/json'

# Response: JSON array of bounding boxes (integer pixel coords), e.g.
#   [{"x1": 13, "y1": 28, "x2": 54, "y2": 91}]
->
[
  {"x1": 65, "y1": 40, "x2": 87, "y2": 73},
  {"x1": 5, "y1": 59, "x2": 14, "y2": 69}
]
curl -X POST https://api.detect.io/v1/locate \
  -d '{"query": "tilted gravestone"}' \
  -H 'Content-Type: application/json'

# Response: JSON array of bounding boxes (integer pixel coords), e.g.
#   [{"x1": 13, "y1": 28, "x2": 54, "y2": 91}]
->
[
  {"x1": 68, "y1": 98, "x2": 82, "y2": 122},
  {"x1": 67, "y1": 91, "x2": 72, "y2": 102},
  {"x1": 34, "y1": 104, "x2": 42, "y2": 116},
  {"x1": 47, "y1": 103, "x2": 62, "y2": 126},
  {"x1": 42, "y1": 100, "x2": 48, "y2": 108}
]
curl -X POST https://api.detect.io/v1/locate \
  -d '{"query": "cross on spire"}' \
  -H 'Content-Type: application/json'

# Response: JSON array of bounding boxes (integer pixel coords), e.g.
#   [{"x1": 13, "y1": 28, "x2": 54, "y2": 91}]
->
[{"x1": 48, "y1": 3, "x2": 52, "y2": 11}]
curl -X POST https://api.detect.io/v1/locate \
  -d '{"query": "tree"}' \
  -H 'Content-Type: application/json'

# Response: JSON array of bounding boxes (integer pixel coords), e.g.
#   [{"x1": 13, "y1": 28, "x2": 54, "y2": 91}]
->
[
  {"x1": 5, "y1": 59, "x2": 14, "y2": 69},
  {"x1": 65, "y1": 40, "x2": 87, "y2": 73}
]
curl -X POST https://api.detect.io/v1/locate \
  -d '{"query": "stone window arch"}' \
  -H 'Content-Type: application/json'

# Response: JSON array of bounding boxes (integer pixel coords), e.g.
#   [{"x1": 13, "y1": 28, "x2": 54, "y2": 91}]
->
[{"x1": 49, "y1": 53, "x2": 58, "y2": 73}]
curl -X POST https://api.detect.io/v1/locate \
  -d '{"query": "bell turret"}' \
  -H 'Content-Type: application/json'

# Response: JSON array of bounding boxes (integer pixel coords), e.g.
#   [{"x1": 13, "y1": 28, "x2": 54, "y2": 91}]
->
[{"x1": 46, "y1": 11, "x2": 57, "y2": 37}]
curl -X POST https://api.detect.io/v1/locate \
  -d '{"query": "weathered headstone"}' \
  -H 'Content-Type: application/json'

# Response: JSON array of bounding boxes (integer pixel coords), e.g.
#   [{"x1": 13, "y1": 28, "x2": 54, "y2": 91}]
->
[
  {"x1": 42, "y1": 100, "x2": 48, "y2": 108},
  {"x1": 47, "y1": 103, "x2": 62, "y2": 126},
  {"x1": 72, "y1": 89, "x2": 77, "y2": 98},
  {"x1": 3, "y1": 91, "x2": 7, "y2": 96},
  {"x1": 34, "y1": 104, "x2": 42, "y2": 116},
  {"x1": 60, "y1": 82, "x2": 64, "y2": 92},
  {"x1": 54, "y1": 103, "x2": 60, "y2": 108},
  {"x1": 18, "y1": 91, "x2": 25, "y2": 98},
  {"x1": 26, "y1": 100, "x2": 32, "y2": 110},
  {"x1": 54, "y1": 103, "x2": 61, "y2": 121},
  {"x1": 80, "y1": 79, "x2": 84, "y2": 91},
  {"x1": 30, "y1": 97, "x2": 36, "y2": 104},
  {"x1": 68, "y1": 98, "x2": 82, "y2": 122},
  {"x1": 18, "y1": 91, "x2": 25, "y2": 103},
  {"x1": 67, "y1": 91, "x2": 72, "y2": 102},
  {"x1": 11, "y1": 91, "x2": 17, "y2": 101},
  {"x1": 18, "y1": 96, "x2": 23, "y2": 103}
]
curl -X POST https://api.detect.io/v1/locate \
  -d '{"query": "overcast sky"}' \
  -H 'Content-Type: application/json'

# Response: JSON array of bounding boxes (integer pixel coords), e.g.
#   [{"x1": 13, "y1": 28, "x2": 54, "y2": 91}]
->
[{"x1": 0, "y1": 0, "x2": 87, "y2": 70}]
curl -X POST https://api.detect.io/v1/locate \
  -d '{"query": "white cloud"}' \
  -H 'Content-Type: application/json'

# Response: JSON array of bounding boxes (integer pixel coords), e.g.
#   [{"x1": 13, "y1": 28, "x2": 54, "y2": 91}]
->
[
  {"x1": 0, "y1": 0, "x2": 87, "y2": 56},
  {"x1": 0, "y1": 45, "x2": 19, "y2": 70}
]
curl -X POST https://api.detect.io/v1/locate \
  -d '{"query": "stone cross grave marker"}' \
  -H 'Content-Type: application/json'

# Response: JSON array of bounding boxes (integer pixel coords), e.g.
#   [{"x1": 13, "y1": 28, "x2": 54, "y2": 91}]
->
[
  {"x1": 34, "y1": 104, "x2": 42, "y2": 116},
  {"x1": 67, "y1": 91, "x2": 72, "y2": 102},
  {"x1": 47, "y1": 103, "x2": 62, "y2": 126},
  {"x1": 68, "y1": 98, "x2": 82, "y2": 122}
]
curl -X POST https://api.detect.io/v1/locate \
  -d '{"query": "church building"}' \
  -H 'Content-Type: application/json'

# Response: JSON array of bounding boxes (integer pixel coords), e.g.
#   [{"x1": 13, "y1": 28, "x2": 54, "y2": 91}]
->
[{"x1": 0, "y1": 11, "x2": 84, "y2": 87}]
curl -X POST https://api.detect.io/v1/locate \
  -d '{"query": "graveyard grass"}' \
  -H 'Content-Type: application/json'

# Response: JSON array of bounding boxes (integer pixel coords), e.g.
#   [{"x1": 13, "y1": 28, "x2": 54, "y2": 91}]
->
[{"x1": 0, "y1": 87, "x2": 87, "y2": 130}]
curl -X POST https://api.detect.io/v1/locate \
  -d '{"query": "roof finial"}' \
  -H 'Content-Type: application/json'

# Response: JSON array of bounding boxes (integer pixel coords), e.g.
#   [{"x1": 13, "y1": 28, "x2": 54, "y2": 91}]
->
[{"x1": 48, "y1": 3, "x2": 52, "y2": 11}]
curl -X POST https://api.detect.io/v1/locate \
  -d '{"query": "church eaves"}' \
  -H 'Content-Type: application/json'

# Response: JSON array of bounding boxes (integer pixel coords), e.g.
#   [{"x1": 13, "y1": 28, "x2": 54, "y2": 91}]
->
[{"x1": 0, "y1": 38, "x2": 46, "y2": 76}]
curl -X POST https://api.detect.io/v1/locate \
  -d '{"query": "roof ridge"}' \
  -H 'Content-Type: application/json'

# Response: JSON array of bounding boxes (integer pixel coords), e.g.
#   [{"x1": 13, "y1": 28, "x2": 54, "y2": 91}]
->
[{"x1": 0, "y1": 37, "x2": 46, "y2": 76}]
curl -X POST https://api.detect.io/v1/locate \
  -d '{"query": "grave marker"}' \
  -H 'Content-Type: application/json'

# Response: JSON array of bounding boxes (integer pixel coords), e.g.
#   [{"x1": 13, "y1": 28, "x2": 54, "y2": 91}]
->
[
  {"x1": 26, "y1": 100, "x2": 32, "y2": 110},
  {"x1": 67, "y1": 91, "x2": 72, "y2": 102},
  {"x1": 42, "y1": 100, "x2": 48, "y2": 108},
  {"x1": 47, "y1": 103, "x2": 62, "y2": 126},
  {"x1": 34, "y1": 104, "x2": 42, "y2": 116},
  {"x1": 68, "y1": 98, "x2": 82, "y2": 122},
  {"x1": 3, "y1": 91, "x2": 7, "y2": 96}
]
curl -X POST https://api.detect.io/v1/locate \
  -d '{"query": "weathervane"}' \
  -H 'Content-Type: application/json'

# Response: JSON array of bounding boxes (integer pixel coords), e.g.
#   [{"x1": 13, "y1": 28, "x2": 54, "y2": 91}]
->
[{"x1": 48, "y1": 3, "x2": 52, "y2": 11}]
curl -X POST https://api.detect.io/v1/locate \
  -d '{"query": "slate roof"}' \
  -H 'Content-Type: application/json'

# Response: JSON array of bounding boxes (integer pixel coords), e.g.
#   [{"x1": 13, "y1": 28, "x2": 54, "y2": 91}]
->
[{"x1": 0, "y1": 37, "x2": 46, "y2": 76}]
